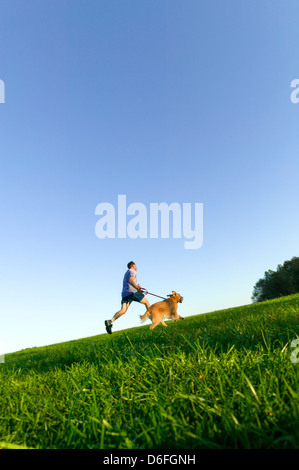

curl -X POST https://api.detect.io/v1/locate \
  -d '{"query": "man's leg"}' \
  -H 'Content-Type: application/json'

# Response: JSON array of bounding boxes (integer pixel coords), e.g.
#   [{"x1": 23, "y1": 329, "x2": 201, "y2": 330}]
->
[
  {"x1": 105, "y1": 302, "x2": 129, "y2": 334},
  {"x1": 139, "y1": 296, "x2": 150, "y2": 310},
  {"x1": 112, "y1": 301, "x2": 129, "y2": 322}
]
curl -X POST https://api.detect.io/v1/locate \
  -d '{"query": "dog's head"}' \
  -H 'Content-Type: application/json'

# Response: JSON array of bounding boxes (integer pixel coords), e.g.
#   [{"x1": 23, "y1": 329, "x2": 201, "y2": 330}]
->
[{"x1": 167, "y1": 291, "x2": 183, "y2": 303}]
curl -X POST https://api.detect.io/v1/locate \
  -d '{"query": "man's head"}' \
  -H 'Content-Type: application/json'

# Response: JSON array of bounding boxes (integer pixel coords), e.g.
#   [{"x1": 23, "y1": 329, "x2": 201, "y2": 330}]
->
[{"x1": 127, "y1": 261, "x2": 136, "y2": 270}]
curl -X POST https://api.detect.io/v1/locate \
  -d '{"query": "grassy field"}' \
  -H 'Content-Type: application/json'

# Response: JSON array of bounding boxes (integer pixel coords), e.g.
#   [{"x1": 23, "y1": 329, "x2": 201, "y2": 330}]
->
[{"x1": 1, "y1": 294, "x2": 299, "y2": 449}]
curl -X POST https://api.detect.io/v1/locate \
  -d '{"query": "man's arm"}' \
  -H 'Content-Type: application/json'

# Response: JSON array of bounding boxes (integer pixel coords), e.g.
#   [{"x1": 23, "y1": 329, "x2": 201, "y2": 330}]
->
[{"x1": 129, "y1": 276, "x2": 141, "y2": 290}]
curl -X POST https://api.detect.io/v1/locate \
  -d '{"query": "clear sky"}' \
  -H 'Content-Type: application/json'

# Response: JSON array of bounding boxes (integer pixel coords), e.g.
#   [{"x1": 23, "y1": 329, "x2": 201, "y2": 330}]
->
[{"x1": 1, "y1": 0, "x2": 298, "y2": 354}]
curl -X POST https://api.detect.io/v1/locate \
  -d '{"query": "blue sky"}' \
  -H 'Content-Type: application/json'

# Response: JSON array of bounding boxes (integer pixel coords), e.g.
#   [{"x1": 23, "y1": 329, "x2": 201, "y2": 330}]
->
[{"x1": 1, "y1": 0, "x2": 298, "y2": 354}]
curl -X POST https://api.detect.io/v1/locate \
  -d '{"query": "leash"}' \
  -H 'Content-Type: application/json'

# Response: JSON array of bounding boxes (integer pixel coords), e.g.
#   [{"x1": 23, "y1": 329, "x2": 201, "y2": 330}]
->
[{"x1": 140, "y1": 288, "x2": 166, "y2": 300}]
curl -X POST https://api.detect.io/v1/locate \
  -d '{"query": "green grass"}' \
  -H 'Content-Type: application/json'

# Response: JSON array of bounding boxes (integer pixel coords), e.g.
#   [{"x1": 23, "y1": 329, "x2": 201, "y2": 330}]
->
[{"x1": 1, "y1": 294, "x2": 299, "y2": 449}]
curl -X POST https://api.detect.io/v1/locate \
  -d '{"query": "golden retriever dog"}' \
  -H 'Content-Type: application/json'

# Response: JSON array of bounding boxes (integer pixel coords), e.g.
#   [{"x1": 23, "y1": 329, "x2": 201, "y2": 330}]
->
[{"x1": 140, "y1": 291, "x2": 184, "y2": 330}]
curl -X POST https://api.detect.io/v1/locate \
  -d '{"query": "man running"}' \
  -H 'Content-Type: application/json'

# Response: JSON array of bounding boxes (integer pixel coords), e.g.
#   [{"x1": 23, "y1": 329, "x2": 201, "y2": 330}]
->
[{"x1": 105, "y1": 261, "x2": 150, "y2": 334}]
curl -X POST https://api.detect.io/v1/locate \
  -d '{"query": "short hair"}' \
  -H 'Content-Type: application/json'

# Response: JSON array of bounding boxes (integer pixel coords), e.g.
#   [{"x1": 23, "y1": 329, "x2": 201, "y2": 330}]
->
[{"x1": 127, "y1": 261, "x2": 135, "y2": 269}]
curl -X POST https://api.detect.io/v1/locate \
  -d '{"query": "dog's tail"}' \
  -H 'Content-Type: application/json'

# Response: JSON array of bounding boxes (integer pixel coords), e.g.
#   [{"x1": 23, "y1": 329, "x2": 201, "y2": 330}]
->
[{"x1": 140, "y1": 310, "x2": 150, "y2": 323}]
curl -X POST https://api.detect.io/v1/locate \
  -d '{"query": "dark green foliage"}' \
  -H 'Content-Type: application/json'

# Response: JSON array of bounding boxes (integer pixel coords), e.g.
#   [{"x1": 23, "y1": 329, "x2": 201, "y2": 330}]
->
[{"x1": 252, "y1": 257, "x2": 299, "y2": 302}]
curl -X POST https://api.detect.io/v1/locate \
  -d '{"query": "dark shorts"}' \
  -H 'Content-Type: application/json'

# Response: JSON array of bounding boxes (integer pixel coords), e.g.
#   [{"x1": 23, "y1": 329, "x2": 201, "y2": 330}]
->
[{"x1": 121, "y1": 292, "x2": 145, "y2": 305}]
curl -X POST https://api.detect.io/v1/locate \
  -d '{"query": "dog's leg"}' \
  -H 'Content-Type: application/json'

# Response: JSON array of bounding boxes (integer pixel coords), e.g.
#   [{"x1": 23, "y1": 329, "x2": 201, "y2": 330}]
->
[
  {"x1": 150, "y1": 322, "x2": 159, "y2": 330},
  {"x1": 173, "y1": 314, "x2": 184, "y2": 322},
  {"x1": 161, "y1": 321, "x2": 167, "y2": 327}
]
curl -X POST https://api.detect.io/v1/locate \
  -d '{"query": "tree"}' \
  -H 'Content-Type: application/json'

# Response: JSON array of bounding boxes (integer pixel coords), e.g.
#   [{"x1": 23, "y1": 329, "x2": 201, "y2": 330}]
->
[{"x1": 252, "y1": 257, "x2": 299, "y2": 303}]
